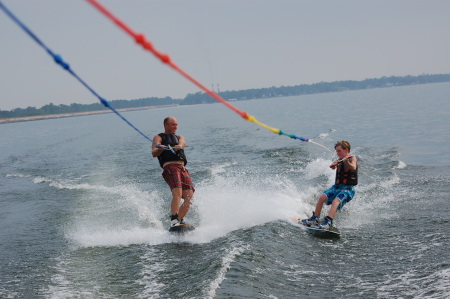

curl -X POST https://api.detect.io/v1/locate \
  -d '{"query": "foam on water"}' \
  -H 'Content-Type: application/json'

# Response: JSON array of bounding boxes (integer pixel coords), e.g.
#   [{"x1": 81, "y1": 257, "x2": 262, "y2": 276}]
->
[
  {"x1": 11, "y1": 151, "x2": 414, "y2": 299},
  {"x1": 19, "y1": 174, "x2": 168, "y2": 247},
  {"x1": 185, "y1": 162, "x2": 320, "y2": 244},
  {"x1": 316, "y1": 128, "x2": 336, "y2": 140},
  {"x1": 205, "y1": 242, "x2": 250, "y2": 299},
  {"x1": 6, "y1": 173, "x2": 32, "y2": 178},
  {"x1": 393, "y1": 160, "x2": 407, "y2": 169},
  {"x1": 300, "y1": 158, "x2": 335, "y2": 183},
  {"x1": 376, "y1": 267, "x2": 450, "y2": 298},
  {"x1": 19, "y1": 150, "x2": 405, "y2": 248},
  {"x1": 137, "y1": 247, "x2": 167, "y2": 299},
  {"x1": 19, "y1": 157, "x2": 326, "y2": 249},
  {"x1": 45, "y1": 256, "x2": 93, "y2": 299}
]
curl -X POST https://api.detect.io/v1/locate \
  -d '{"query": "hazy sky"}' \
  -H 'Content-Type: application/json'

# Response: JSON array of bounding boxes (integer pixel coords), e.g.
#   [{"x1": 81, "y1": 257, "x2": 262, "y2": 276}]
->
[{"x1": 1, "y1": 0, "x2": 449, "y2": 110}]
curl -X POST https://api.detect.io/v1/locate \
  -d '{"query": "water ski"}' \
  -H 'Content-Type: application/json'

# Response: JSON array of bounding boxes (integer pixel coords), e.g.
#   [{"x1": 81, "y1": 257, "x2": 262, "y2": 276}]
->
[
  {"x1": 290, "y1": 217, "x2": 340, "y2": 238},
  {"x1": 169, "y1": 223, "x2": 195, "y2": 233}
]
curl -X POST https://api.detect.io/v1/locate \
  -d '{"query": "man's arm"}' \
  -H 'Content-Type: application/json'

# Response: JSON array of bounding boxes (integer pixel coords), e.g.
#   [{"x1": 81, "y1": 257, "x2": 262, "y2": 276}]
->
[
  {"x1": 175, "y1": 135, "x2": 186, "y2": 149},
  {"x1": 152, "y1": 135, "x2": 165, "y2": 157}
]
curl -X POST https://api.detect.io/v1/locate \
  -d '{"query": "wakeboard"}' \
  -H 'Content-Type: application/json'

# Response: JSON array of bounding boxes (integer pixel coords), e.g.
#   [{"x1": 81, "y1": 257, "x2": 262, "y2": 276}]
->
[
  {"x1": 290, "y1": 217, "x2": 341, "y2": 238},
  {"x1": 168, "y1": 223, "x2": 195, "y2": 233}
]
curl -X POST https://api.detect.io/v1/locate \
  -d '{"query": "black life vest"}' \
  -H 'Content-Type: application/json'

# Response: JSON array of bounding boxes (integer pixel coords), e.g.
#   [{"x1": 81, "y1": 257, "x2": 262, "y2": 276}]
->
[
  {"x1": 157, "y1": 133, "x2": 188, "y2": 168},
  {"x1": 335, "y1": 158, "x2": 358, "y2": 186}
]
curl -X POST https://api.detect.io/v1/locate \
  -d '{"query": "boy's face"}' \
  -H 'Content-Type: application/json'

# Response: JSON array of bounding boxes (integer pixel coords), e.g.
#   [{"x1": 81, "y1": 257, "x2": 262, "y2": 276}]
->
[{"x1": 335, "y1": 145, "x2": 349, "y2": 159}]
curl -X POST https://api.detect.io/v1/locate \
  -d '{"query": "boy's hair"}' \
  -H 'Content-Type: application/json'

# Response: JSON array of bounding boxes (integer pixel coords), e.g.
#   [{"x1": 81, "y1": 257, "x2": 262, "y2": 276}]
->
[{"x1": 335, "y1": 140, "x2": 351, "y2": 152}]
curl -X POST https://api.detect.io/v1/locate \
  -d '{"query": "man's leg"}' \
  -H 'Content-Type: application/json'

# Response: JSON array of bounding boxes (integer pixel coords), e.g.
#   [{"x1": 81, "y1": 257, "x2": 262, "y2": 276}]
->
[
  {"x1": 178, "y1": 189, "x2": 194, "y2": 220},
  {"x1": 171, "y1": 187, "x2": 182, "y2": 216}
]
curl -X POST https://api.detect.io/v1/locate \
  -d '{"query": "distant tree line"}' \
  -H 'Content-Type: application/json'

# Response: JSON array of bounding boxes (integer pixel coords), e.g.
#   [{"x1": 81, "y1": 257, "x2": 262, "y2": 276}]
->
[
  {"x1": 0, "y1": 97, "x2": 179, "y2": 119},
  {"x1": 182, "y1": 74, "x2": 450, "y2": 104},
  {"x1": 2, "y1": 74, "x2": 449, "y2": 119}
]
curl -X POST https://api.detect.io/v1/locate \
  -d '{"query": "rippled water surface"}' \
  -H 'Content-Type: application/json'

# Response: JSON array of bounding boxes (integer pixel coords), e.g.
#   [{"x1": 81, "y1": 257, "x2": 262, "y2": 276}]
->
[{"x1": 1, "y1": 83, "x2": 449, "y2": 298}]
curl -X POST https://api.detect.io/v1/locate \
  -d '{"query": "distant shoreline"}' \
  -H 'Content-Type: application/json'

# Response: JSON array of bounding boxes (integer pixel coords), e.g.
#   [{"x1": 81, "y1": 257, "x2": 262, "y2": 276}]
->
[
  {"x1": 0, "y1": 105, "x2": 178, "y2": 124},
  {"x1": 3, "y1": 75, "x2": 450, "y2": 124}
]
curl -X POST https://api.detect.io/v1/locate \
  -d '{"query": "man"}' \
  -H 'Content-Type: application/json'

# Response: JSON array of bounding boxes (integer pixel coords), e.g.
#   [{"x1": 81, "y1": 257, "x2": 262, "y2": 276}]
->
[
  {"x1": 152, "y1": 116, "x2": 194, "y2": 228},
  {"x1": 302, "y1": 140, "x2": 358, "y2": 230}
]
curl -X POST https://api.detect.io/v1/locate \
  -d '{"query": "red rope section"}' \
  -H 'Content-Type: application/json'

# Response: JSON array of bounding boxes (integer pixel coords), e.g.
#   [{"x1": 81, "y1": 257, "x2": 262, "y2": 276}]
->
[{"x1": 86, "y1": 0, "x2": 248, "y2": 119}]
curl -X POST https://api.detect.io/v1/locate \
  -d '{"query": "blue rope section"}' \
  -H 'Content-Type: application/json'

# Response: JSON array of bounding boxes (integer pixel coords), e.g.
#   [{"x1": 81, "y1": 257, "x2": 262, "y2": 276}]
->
[{"x1": 0, "y1": 1, "x2": 170, "y2": 151}]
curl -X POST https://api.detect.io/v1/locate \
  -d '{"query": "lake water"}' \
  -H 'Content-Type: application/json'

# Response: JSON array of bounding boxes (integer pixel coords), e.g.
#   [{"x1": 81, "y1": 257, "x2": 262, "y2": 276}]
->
[{"x1": 1, "y1": 82, "x2": 449, "y2": 298}]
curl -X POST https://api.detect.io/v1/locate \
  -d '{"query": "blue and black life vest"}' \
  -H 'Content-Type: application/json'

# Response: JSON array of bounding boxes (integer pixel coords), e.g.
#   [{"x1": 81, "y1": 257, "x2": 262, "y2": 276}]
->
[
  {"x1": 157, "y1": 133, "x2": 188, "y2": 168},
  {"x1": 335, "y1": 158, "x2": 358, "y2": 186}
]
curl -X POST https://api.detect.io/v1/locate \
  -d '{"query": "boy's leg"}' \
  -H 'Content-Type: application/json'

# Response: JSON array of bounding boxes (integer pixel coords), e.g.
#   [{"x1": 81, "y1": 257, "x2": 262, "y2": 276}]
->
[
  {"x1": 327, "y1": 198, "x2": 341, "y2": 219},
  {"x1": 314, "y1": 193, "x2": 328, "y2": 217}
]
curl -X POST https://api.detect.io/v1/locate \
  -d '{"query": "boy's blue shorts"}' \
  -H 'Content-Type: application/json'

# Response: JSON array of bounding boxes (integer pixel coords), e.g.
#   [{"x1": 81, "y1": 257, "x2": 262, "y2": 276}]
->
[{"x1": 323, "y1": 184, "x2": 356, "y2": 210}]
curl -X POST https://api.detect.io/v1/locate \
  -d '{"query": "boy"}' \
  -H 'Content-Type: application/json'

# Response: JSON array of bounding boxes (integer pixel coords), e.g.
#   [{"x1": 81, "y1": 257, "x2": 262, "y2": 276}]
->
[{"x1": 302, "y1": 140, "x2": 358, "y2": 230}]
